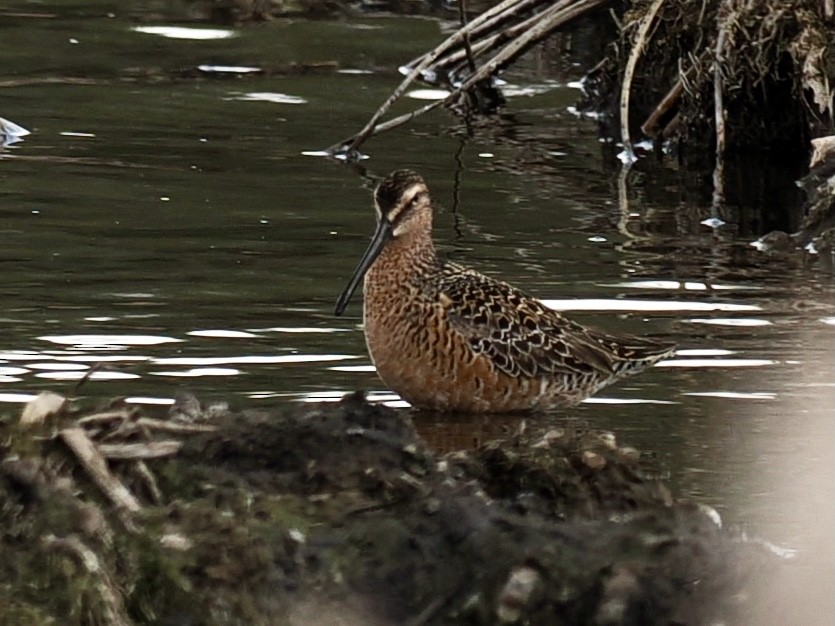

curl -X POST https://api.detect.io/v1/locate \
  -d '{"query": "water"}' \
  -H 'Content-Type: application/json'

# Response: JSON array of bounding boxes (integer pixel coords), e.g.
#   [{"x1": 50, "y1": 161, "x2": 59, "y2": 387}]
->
[{"x1": 2, "y1": 3, "x2": 833, "y2": 617}]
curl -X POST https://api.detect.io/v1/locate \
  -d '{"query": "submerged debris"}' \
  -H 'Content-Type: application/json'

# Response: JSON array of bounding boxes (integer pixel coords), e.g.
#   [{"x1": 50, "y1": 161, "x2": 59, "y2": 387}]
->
[{"x1": 753, "y1": 135, "x2": 835, "y2": 257}]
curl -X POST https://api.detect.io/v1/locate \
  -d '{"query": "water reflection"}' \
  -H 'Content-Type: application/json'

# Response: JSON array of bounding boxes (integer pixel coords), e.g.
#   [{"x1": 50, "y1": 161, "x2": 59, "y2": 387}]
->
[
  {"x1": 151, "y1": 355, "x2": 354, "y2": 365},
  {"x1": 0, "y1": 116, "x2": 30, "y2": 147},
  {"x1": 582, "y1": 397, "x2": 675, "y2": 405},
  {"x1": 541, "y1": 298, "x2": 760, "y2": 312},
  {"x1": 227, "y1": 92, "x2": 308, "y2": 104},
  {"x1": 197, "y1": 64, "x2": 261, "y2": 74},
  {"x1": 188, "y1": 330, "x2": 258, "y2": 338},
  {"x1": 131, "y1": 25, "x2": 237, "y2": 40},
  {"x1": 151, "y1": 367, "x2": 241, "y2": 378},
  {"x1": 38, "y1": 334, "x2": 183, "y2": 347},
  {"x1": 657, "y1": 359, "x2": 778, "y2": 368},
  {"x1": 605, "y1": 279, "x2": 760, "y2": 291},
  {"x1": 688, "y1": 318, "x2": 771, "y2": 327},
  {"x1": 37, "y1": 370, "x2": 140, "y2": 381},
  {"x1": 124, "y1": 396, "x2": 175, "y2": 405},
  {"x1": 685, "y1": 391, "x2": 776, "y2": 400}
]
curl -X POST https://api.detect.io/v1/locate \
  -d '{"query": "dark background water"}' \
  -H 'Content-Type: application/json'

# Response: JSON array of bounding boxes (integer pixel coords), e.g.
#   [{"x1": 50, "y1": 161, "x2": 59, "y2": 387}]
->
[{"x1": 1, "y1": 2, "x2": 833, "y2": 617}]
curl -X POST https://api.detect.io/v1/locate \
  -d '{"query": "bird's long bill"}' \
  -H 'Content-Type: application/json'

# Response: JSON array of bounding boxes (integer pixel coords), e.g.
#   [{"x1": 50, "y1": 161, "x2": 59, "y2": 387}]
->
[{"x1": 334, "y1": 218, "x2": 393, "y2": 316}]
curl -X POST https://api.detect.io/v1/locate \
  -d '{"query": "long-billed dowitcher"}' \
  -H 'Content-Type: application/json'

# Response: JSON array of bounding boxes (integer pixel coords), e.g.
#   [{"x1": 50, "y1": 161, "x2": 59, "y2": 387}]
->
[{"x1": 335, "y1": 170, "x2": 675, "y2": 412}]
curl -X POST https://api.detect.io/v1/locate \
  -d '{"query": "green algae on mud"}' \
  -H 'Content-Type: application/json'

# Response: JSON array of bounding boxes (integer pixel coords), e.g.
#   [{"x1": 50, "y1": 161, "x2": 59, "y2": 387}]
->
[{"x1": 1, "y1": 392, "x2": 788, "y2": 625}]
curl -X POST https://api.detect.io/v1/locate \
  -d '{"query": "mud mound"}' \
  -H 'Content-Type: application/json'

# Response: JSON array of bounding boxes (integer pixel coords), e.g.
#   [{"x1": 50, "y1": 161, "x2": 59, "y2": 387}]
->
[{"x1": 1, "y1": 392, "x2": 784, "y2": 625}]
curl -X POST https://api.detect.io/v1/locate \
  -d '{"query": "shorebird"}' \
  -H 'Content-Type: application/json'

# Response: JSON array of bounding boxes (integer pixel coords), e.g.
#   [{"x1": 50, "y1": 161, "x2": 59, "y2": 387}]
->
[{"x1": 335, "y1": 170, "x2": 675, "y2": 412}]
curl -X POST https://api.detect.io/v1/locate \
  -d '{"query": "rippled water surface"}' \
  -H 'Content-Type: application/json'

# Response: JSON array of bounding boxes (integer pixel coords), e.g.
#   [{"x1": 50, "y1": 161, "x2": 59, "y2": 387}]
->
[{"x1": 2, "y1": 2, "x2": 833, "y2": 611}]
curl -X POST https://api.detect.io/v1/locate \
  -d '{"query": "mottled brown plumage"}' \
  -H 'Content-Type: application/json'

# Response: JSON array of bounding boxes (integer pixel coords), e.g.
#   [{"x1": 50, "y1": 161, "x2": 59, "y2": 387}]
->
[{"x1": 335, "y1": 170, "x2": 675, "y2": 412}]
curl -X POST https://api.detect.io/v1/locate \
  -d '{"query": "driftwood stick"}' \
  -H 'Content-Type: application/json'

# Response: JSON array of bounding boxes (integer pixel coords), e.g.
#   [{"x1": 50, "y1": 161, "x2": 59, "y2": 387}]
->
[
  {"x1": 335, "y1": 63, "x2": 438, "y2": 153},
  {"x1": 135, "y1": 417, "x2": 217, "y2": 434},
  {"x1": 334, "y1": 0, "x2": 557, "y2": 154},
  {"x1": 76, "y1": 410, "x2": 133, "y2": 427},
  {"x1": 662, "y1": 111, "x2": 682, "y2": 138},
  {"x1": 371, "y1": 100, "x2": 445, "y2": 135},
  {"x1": 454, "y1": 0, "x2": 608, "y2": 95},
  {"x1": 641, "y1": 80, "x2": 683, "y2": 136},
  {"x1": 331, "y1": 0, "x2": 609, "y2": 153},
  {"x1": 423, "y1": 0, "x2": 558, "y2": 74},
  {"x1": 333, "y1": 101, "x2": 445, "y2": 151},
  {"x1": 434, "y1": 4, "x2": 566, "y2": 75},
  {"x1": 334, "y1": 0, "x2": 529, "y2": 154},
  {"x1": 348, "y1": 2, "x2": 556, "y2": 140},
  {"x1": 60, "y1": 427, "x2": 141, "y2": 513},
  {"x1": 404, "y1": 0, "x2": 542, "y2": 70},
  {"x1": 464, "y1": 0, "x2": 556, "y2": 41},
  {"x1": 42, "y1": 534, "x2": 132, "y2": 626},
  {"x1": 620, "y1": 0, "x2": 667, "y2": 158},
  {"x1": 98, "y1": 441, "x2": 183, "y2": 460},
  {"x1": 713, "y1": 0, "x2": 732, "y2": 207},
  {"x1": 436, "y1": 36, "x2": 498, "y2": 73},
  {"x1": 77, "y1": 413, "x2": 215, "y2": 439},
  {"x1": 133, "y1": 460, "x2": 163, "y2": 504}
]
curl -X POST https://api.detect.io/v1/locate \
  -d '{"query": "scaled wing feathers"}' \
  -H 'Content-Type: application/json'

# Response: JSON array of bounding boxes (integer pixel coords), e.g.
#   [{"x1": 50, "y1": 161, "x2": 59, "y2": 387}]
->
[{"x1": 430, "y1": 264, "x2": 621, "y2": 379}]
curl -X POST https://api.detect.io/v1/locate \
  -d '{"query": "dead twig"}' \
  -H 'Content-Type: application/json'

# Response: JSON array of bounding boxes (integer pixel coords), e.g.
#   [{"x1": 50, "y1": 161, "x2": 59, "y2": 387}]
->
[
  {"x1": 404, "y1": 0, "x2": 542, "y2": 71},
  {"x1": 132, "y1": 460, "x2": 163, "y2": 504},
  {"x1": 73, "y1": 363, "x2": 102, "y2": 393},
  {"x1": 136, "y1": 417, "x2": 217, "y2": 434},
  {"x1": 97, "y1": 441, "x2": 183, "y2": 460},
  {"x1": 330, "y1": 0, "x2": 520, "y2": 155},
  {"x1": 454, "y1": 0, "x2": 608, "y2": 96},
  {"x1": 662, "y1": 111, "x2": 682, "y2": 139},
  {"x1": 76, "y1": 410, "x2": 134, "y2": 428},
  {"x1": 330, "y1": 0, "x2": 610, "y2": 156},
  {"x1": 76, "y1": 410, "x2": 215, "y2": 439},
  {"x1": 641, "y1": 80, "x2": 683, "y2": 137},
  {"x1": 406, "y1": 2, "x2": 548, "y2": 81},
  {"x1": 59, "y1": 427, "x2": 141, "y2": 513}
]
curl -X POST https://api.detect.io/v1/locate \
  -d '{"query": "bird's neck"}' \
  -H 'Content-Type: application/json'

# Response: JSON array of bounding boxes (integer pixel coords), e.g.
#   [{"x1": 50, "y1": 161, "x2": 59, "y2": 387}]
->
[{"x1": 369, "y1": 227, "x2": 438, "y2": 282}]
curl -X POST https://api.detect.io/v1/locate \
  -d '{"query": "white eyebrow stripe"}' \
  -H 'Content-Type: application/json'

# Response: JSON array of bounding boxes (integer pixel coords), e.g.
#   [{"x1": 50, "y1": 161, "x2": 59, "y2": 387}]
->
[
  {"x1": 386, "y1": 183, "x2": 425, "y2": 222},
  {"x1": 400, "y1": 183, "x2": 424, "y2": 206}
]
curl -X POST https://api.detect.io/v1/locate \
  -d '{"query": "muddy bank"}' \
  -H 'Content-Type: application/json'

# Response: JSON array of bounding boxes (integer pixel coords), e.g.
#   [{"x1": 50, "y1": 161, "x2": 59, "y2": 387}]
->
[
  {"x1": 0, "y1": 391, "x2": 792, "y2": 625},
  {"x1": 594, "y1": 0, "x2": 834, "y2": 157}
]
